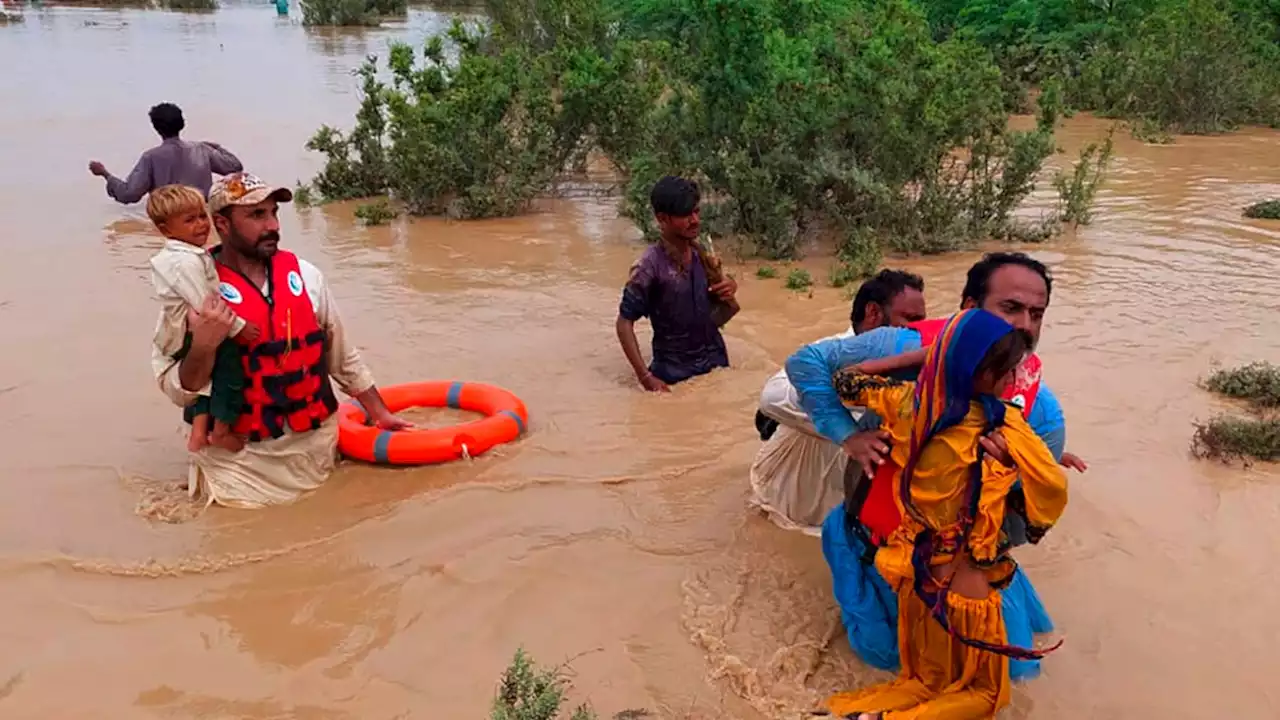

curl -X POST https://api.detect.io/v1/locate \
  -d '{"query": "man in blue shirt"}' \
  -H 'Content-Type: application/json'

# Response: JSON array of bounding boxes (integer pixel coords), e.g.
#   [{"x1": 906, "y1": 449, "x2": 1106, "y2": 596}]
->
[{"x1": 785, "y1": 252, "x2": 1086, "y2": 680}]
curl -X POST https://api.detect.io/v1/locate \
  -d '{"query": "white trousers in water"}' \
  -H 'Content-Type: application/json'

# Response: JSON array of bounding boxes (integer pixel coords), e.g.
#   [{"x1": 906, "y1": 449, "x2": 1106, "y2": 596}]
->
[{"x1": 747, "y1": 329, "x2": 861, "y2": 536}]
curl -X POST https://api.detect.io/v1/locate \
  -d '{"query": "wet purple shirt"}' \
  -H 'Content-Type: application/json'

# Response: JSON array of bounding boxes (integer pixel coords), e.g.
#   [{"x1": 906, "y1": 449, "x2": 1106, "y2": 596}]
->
[
  {"x1": 619, "y1": 244, "x2": 730, "y2": 384},
  {"x1": 104, "y1": 137, "x2": 244, "y2": 203}
]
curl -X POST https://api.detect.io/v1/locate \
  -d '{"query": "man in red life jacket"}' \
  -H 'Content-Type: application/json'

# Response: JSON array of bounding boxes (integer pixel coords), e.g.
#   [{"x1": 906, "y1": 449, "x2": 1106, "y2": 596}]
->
[
  {"x1": 152, "y1": 172, "x2": 410, "y2": 508},
  {"x1": 785, "y1": 252, "x2": 1086, "y2": 679}
]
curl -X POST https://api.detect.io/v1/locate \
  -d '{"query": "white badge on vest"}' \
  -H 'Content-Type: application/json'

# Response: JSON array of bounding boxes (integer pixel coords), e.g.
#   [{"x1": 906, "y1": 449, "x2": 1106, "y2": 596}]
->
[
  {"x1": 218, "y1": 282, "x2": 243, "y2": 305},
  {"x1": 287, "y1": 270, "x2": 304, "y2": 297}
]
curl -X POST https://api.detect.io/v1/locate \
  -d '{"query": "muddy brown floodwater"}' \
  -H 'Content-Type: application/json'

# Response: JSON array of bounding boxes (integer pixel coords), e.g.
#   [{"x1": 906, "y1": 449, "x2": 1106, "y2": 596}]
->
[{"x1": 2, "y1": 4, "x2": 1280, "y2": 719}]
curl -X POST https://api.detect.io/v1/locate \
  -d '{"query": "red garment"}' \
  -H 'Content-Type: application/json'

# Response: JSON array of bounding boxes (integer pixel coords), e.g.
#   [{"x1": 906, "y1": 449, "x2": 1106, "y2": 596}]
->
[
  {"x1": 215, "y1": 250, "x2": 337, "y2": 442},
  {"x1": 857, "y1": 318, "x2": 1043, "y2": 542}
]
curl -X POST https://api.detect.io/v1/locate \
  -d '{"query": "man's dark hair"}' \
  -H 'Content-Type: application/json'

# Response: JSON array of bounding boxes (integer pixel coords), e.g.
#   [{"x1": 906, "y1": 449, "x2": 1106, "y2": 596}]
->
[
  {"x1": 851, "y1": 269, "x2": 925, "y2": 330},
  {"x1": 961, "y1": 251, "x2": 1052, "y2": 307},
  {"x1": 650, "y1": 175, "x2": 700, "y2": 217},
  {"x1": 149, "y1": 103, "x2": 185, "y2": 139}
]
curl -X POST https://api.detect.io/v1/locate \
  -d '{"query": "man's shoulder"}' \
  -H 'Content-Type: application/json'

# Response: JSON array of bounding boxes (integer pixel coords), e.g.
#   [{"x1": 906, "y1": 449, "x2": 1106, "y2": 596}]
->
[{"x1": 292, "y1": 256, "x2": 325, "y2": 285}]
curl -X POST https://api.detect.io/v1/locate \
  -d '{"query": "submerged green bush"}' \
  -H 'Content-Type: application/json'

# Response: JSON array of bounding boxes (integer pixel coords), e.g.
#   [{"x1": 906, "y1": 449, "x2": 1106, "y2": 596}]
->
[
  {"x1": 305, "y1": 0, "x2": 1112, "y2": 260},
  {"x1": 301, "y1": 0, "x2": 405, "y2": 26},
  {"x1": 917, "y1": 0, "x2": 1280, "y2": 137},
  {"x1": 1192, "y1": 415, "x2": 1280, "y2": 463},
  {"x1": 1204, "y1": 362, "x2": 1280, "y2": 408},
  {"x1": 491, "y1": 649, "x2": 596, "y2": 720},
  {"x1": 1244, "y1": 200, "x2": 1280, "y2": 220},
  {"x1": 1193, "y1": 361, "x2": 1280, "y2": 463}
]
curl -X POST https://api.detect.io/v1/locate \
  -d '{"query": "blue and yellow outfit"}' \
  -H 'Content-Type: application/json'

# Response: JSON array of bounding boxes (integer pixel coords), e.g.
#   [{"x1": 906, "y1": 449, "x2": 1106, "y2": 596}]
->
[{"x1": 785, "y1": 326, "x2": 1066, "y2": 681}]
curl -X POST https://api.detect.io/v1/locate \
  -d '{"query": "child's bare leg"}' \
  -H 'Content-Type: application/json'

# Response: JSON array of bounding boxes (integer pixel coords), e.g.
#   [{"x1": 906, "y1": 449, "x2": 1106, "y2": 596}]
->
[
  {"x1": 188, "y1": 414, "x2": 211, "y2": 452},
  {"x1": 209, "y1": 420, "x2": 245, "y2": 452}
]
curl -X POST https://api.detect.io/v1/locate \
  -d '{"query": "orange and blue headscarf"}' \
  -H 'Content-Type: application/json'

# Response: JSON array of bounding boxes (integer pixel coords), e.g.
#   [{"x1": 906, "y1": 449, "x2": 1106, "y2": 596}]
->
[{"x1": 899, "y1": 309, "x2": 1059, "y2": 660}]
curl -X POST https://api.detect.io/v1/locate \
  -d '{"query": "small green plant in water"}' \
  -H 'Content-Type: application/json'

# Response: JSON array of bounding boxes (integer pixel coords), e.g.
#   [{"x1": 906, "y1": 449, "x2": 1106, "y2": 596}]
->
[
  {"x1": 164, "y1": 0, "x2": 217, "y2": 9},
  {"x1": 785, "y1": 269, "x2": 813, "y2": 292},
  {"x1": 491, "y1": 648, "x2": 596, "y2": 720},
  {"x1": 1204, "y1": 362, "x2": 1280, "y2": 408},
  {"x1": 756, "y1": 266, "x2": 778, "y2": 279},
  {"x1": 293, "y1": 182, "x2": 316, "y2": 208},
  {"x1": 1243, "y1": 200, "x2": 1280, "y2": 220},
  {"x1": 1191, "y1": 415, "x2": 1280, "y2": 464},
  {"x1": 1053, "y1": 130, "x2": 1115, "y2": 226},
  {"x1": 354, "y1": 199, "x2": 396, "y2": 226},
  {"x1": 300, "y1": 0, "x2": 404, "y2": 27}
]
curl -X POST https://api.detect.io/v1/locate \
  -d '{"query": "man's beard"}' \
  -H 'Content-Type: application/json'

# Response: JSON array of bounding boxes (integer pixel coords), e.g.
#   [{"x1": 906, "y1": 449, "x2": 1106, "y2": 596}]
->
[
  {"x1": 247, "y1": 230, "x2": 280, "y2": 259},
  {"x1": 1018, "y1": 329, "x2": 1036, "y2": 352}
]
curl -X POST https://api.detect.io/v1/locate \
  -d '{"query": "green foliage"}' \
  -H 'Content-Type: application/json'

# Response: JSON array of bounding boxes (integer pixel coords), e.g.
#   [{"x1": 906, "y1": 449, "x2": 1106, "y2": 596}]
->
[
  {"x1": 354, "y1": 198, "x2": 397, "y2": 225},
  {"x1": 917, "y1": 0, "x2": 1280, "y2": 136},
  {"x1": 1244, "y1": 200, "x2": 1280, "y2": 219},
  {"x1": 617, "y1": 0, "x2": 1058, "y2": 258},
  {"x1": 784, "y1": 268, "x2": 813, "y2": 291},
  {"x1": 1192, "y1": 415, "x2": 1280, "y2": 463},
  {"x1": 1204, "y1": 362, "x2": 1280, "y2": 408},
  {"x1": 1193, "y1": 361, "x2": 1280, "y2": 464},
  {"x1": 491, "y1": 649, "x2": 596, "y2": 720},
  {"x1": 305, "y1": 0, "x2": 1092, "y2": 257},
  {"x1": 755, "y1": 265, "x2": 778, "y2": 278},
  {"x1": 304, "y1": 4, "x2": 665, "y2": 220},
  {"x1": 293, "y1": 182, "x2": 316, "y2": 208},
  {"x1": 164, "y1": 0, "x2": 217, "y2": 10},
  {"x1": 1053, "y1": 129, "x2": 1114, "y2": 225},
  {"x1": 301, "y1": 0, "x2": 406, "y2": 27}
]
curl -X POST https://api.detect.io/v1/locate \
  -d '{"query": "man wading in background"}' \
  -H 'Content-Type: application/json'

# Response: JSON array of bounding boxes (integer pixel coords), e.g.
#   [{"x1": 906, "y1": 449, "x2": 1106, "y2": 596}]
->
[
  {"x1": 89, "y1": 102, "x2": 243, "y2": 204},
  {"x1": 616, "y1": 176, "x2": 739, "y2": 391}
]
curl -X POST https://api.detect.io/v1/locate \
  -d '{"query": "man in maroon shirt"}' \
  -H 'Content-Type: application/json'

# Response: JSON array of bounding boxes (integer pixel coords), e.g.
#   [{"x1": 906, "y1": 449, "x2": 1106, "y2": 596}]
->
[{"x1": 615, "y1": 176, "x2": 740, "y2": 391}]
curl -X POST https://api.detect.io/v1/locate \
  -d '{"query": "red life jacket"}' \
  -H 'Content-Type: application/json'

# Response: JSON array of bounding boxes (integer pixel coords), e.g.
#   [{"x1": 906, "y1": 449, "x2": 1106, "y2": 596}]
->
[
  {"x1": 214, "y1": 249, "x2": 338, "y2": 443},
  {"x1": 856, "y1": 317, "x2": 1043, "y2": 543}
]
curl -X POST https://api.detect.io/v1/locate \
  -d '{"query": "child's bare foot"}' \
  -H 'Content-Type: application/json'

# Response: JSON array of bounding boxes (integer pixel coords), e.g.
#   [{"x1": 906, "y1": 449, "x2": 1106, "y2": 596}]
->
[
  {"x1": 188, "y1": 414, "x2": 212, "y2": 452},
  {"x1": 209, "y1": 422, "x2": 245, "y2": 453}
]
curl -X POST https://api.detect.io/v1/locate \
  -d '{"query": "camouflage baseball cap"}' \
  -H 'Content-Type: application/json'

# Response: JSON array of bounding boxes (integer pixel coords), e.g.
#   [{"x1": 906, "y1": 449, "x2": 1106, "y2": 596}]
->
[{"x1": 208, "y1": 172, "x2": 293, "y2": 214}]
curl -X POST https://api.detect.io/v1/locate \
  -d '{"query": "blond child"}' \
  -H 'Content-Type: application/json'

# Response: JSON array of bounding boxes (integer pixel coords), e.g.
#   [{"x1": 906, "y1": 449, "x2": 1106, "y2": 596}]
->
[{"x1": 146, "y1": 184, "x2": 259, "y2": 452}]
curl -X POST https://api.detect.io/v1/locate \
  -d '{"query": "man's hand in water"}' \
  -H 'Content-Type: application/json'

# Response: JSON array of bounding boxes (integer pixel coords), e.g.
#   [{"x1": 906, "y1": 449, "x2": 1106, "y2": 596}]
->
[
  {"x1": 640, "y1": 372, "x2": 670, "y2": 393},
  {"x1": 709, "y1": 275, "x2": 737, "y2": 301},
  {"x1": 1060, "y1": 452, "x2": 1088, "y2": 472},
  {"x1": 187, "y1": 294, "x2": 236, "y2": 351},
  {"x1": 843, "y1": 429, "x2": 891, "y2": 477},
  {"x1": 372, "y1": 412, "x2": 414, "y2": 431},
  {"x1": 88, "y1": 161, "x2": 108, "y2": 177}
]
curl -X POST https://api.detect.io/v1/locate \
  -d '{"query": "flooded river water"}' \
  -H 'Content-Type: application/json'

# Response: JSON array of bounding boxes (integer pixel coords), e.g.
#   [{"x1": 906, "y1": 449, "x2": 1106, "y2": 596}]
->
[{"x1": 3, "y1": 3, "x2": 1280, "y2": 718}]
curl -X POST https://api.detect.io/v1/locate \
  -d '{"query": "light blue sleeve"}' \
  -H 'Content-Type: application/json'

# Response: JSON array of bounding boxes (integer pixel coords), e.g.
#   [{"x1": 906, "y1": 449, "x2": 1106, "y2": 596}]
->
[
  {"x1": 1026, "y1": 384, "x2": 1066, "y2": 462},
  {"x1": 784, "y1": 327, "x2": 922, "y2": 445}
]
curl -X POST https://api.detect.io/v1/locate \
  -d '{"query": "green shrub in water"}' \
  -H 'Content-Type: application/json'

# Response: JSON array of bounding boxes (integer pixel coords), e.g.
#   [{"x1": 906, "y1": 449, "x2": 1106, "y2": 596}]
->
[
  {"x1": 164, "y1": 0, "x2": 217, "y2": 10},
  {"x1": 785, "y1": 268, "x2": 813, "y2": 291},
  {"x1": 755, "y1": 265, "x2": 778, "y2": 279},
  {"x1": 354, "y1": 198, "x2": 397, "y2": 225},
  {"x1": 301, "y1": 0, "x2": 405, "y2": 26},
  {"x1": 917, "y1": 0, "x2": 1280, "y2": 138},
  {"x1": 1244, "y1": 200, "x2": 1280, "y2": 220},
  {"x1": 491, "y1": 649, "x2": 596, "y2": 720},
  {"x1": 1191, "y1": 415, "x2": 1280, "y2": 463},
  {"x1": 305, "y1": 0, "x2": 1073, "y2": 258},
  {"x1": 1053, "y1": 129, "x2": 1114, "y2": 226},
  {"x1": 1204, "y1": 362, "x2": 1280, "y2": 408}
]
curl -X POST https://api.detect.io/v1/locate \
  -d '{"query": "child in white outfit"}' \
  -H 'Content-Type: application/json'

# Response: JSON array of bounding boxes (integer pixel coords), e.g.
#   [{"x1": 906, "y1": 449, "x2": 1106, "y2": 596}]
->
[{"x1": 147, "y1": 184, "x2": 260, "y2": 452}]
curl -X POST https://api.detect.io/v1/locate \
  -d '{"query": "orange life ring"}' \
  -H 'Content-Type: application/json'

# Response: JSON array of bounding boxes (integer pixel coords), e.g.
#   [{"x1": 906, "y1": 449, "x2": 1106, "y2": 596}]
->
[{"x1": 337, "y1": 381, "x2": 528, "y2": 465}]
